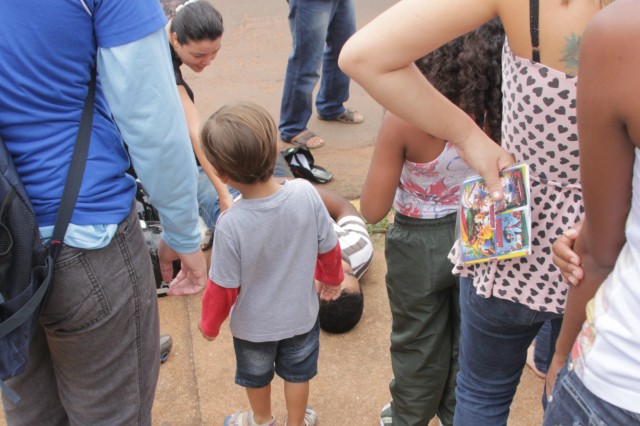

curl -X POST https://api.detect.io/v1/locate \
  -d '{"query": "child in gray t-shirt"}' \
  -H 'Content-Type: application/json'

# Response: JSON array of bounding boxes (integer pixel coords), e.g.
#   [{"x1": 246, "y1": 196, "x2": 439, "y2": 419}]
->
[{"x1": 198, "y1": 101, "x2": 344, "y2": 426}]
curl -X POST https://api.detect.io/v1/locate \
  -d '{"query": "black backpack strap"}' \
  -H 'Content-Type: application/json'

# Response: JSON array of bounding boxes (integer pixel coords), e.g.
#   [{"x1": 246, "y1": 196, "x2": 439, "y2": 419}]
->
[
  {"x1": 49, "y1": 65, "x2": 97, "y2": 259},
  {"x1": 530, "y1": 0, "x2": 540, "y2": 62}
]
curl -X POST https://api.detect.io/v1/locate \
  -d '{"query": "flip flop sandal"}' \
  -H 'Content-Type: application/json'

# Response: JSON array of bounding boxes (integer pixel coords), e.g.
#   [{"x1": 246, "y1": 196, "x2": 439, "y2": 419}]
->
[
  {"x1": 283, "y1": 130, "x2": 325, "y2": 149},
  {"x1": 282, "y1": 146, "x2": 333, "y2": 184},
  {"x1": 311, "y1": 165, "x2": 333, "y2": 184},
  {"x1": 318, "y1": 108, "x2": 364, "y2": 124}
]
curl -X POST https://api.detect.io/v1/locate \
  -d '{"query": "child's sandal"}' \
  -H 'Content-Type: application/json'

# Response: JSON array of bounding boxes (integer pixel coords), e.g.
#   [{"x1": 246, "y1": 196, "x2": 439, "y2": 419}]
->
[{"x1": 224, "y1": 409, "x2": 276, "y2": 426}]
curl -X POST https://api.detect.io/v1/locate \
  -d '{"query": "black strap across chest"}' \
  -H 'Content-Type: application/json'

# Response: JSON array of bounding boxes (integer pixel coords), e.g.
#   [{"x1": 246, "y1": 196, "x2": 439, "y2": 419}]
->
[{"x1": 530, "y1": 0, "x2": 540, "y2": 62}]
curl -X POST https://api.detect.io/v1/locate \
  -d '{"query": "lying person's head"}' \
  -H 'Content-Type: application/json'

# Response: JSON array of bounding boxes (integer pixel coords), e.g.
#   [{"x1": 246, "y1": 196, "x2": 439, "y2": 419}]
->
[{"x1": 318, "y1": 270, "x2": 363, "y2": 334}]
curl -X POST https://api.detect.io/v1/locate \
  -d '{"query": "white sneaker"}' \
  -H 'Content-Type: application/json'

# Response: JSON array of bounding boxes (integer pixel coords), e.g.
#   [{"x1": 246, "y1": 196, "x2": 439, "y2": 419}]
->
[
  {"x1": 160, "y1": 332, "x2": 172, "y2": 363},
  {"x1": 380, "y1": 402, "x2": 393, "y2": 426}
]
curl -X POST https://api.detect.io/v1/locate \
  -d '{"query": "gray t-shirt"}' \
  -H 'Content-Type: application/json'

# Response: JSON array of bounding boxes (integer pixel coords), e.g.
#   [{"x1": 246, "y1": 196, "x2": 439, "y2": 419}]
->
[{"x1": 210, "y1": 179, "x2": 338, "y2": 342}]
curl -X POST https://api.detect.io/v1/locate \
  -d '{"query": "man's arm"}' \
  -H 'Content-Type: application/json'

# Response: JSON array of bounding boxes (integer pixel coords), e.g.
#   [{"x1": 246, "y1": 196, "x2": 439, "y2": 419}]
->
[
  {"x1": 99, "y1": 28, "x2": 207, "y2": 293},
  {"x1": 315, "y1": 187, "x2": 360, "y2": 223}
]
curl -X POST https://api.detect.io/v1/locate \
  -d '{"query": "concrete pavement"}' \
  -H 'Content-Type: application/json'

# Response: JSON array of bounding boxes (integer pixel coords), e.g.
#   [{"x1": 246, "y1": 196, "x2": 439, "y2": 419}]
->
[
  {"x1": 0, "y1": 1, "x2": 546, "y2": 424},
  {"x1": 154, "y1": 1, "x2": 545, "y2": 424}
]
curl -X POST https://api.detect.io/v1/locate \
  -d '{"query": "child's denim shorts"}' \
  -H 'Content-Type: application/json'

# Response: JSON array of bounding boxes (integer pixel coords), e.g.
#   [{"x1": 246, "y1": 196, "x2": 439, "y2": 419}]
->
[{"x1": 232, "y1": 319, "x2": 320, "y2": 388}]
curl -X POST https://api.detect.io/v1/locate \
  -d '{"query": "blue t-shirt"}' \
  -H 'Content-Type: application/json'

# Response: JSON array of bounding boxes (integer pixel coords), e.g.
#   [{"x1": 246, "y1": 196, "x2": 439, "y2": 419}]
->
[{"x1": 0, "y1": 0, "x2": 165, "y2": 227}]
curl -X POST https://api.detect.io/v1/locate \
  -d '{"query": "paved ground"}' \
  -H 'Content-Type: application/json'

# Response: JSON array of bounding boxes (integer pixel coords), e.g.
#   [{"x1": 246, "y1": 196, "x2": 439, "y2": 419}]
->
[
  {"x1": 1, "y1": 1, "x2": 546, "y2": 424},
  {"x1": 155, "y1": 1, "x2": 546, "y2": 424}
]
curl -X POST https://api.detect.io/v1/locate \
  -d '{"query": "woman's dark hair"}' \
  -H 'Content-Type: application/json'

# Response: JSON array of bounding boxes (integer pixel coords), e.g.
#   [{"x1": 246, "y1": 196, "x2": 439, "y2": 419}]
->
[
  {"x1": 416, "y1": 18, "x2": 505, "y2": 143},
  {"x1": 170, "y1": 1, "x2": 224, "y2": 45}
]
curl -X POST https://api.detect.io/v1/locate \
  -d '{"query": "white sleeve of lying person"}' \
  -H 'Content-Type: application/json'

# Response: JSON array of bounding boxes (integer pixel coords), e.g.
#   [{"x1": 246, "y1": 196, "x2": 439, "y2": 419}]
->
[{"x1": 333, "y1": 215, "x2": 374, "y2": 279}]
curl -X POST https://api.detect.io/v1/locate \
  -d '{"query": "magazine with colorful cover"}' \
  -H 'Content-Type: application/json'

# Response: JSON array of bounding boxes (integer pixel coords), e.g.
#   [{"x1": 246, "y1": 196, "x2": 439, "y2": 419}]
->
[{"x1": 459, "y1": 163, "x2": 531, "y2": 264}]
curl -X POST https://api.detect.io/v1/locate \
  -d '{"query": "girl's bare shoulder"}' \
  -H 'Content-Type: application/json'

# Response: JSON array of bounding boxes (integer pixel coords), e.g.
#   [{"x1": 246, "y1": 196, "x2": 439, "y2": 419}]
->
[{"x1": 381, "y1": 111, "x2": 445, "y2": 164}]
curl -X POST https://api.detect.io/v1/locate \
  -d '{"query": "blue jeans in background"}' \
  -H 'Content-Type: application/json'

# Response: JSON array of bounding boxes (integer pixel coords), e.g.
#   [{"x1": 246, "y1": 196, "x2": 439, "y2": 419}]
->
[
  {"x1": 534, "y1": 320, "x2": 552, "y2": 374},
  {"x1": 279, "y1": 0, "x2": 356, "y2": 141},
  {"x1": 454, "y1": 277, "x2": 562, "y2": 426},
  {"x1": 544, "y1": 364, "x2": 640, "y2": 425}
]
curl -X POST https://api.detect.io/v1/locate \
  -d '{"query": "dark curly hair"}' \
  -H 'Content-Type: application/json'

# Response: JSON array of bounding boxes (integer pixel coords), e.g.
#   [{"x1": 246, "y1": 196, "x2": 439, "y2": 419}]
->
[
  {"x1": 318, "y1": 290, "x2": 364, "y2": 334},
  {"x1": 416, "y1": 18, "x2": 505, "y2": 143}
]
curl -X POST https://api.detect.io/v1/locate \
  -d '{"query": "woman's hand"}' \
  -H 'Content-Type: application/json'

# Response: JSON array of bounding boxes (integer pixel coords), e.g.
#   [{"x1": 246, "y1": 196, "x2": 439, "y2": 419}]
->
[
  {"x1": 454, "y1": 127, "x2": 515, "y2": 201},
  {"x1": 552, "y1": 220, "x2": 584, "y2": 286}
]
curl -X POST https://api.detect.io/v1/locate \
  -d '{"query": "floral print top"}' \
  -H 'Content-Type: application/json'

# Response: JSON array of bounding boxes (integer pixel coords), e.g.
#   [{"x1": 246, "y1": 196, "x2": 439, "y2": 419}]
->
[{"x1": 394, "y1": 142, "x2": 470, "y2": 220}]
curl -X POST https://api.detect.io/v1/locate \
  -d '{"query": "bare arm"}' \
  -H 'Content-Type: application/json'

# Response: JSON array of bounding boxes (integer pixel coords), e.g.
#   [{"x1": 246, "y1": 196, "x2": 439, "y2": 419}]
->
[
  {"x1": 360, "y1": 112, "x2": 408, "y2": 224},
  {"x1": 178, "y1": 86, "x2": 234, "y2": 213},
  {"x1": 547, "y1": 1, "x2": 639, "y2": 392},
  {"x1": 314, "y1": 186, "x2": 360, "y2": 223},
  {"x1": 339, "y1": 0, "x2": 513, "y2": 200}
]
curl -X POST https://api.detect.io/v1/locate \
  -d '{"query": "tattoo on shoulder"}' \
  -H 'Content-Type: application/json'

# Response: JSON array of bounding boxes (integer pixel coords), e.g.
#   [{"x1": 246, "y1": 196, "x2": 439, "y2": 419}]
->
[{"x1": 561, "y1": 33, "x2": 581, "y2": 75}]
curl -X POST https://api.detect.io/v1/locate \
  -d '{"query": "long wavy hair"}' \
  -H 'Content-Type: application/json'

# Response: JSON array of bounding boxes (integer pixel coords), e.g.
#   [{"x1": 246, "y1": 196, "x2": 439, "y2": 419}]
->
[{"x1": 416, "y1": 18, "x2": 505, "y2": 143}]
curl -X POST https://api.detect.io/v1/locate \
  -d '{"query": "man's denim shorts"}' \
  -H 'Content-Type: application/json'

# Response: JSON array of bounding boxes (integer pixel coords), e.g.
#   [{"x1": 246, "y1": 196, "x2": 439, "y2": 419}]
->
[{"x1": 232, "y1": 319, "x2": 320, "y2": 388}]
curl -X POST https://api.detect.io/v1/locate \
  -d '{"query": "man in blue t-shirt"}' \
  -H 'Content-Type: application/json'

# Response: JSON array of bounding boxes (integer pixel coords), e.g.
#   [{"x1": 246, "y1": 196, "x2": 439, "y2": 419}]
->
[{"x1": 0, "y1": 0, "x2": 207, "y2": 424}]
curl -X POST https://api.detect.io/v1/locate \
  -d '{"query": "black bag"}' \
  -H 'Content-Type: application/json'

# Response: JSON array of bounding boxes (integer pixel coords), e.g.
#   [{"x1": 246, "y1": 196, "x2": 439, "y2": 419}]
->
[
  {"x1": 0, "y1": 140, "x2": 51, "y2": 403},
  {"x1": 139, "y1": 219, "x2": 180, "y2": 297},
  {"x1": 0, "y1": 68, "x2": 96, "y2": 403},
  {"x1": 135, "y1": 179, "x2": 160, "y2": 223}
]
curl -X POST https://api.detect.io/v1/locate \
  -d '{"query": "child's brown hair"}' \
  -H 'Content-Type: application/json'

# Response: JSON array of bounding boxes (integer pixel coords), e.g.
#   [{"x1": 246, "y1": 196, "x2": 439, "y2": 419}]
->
[{"x1": 200, "y1": 101, "x2": 277, "y2": 184}]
